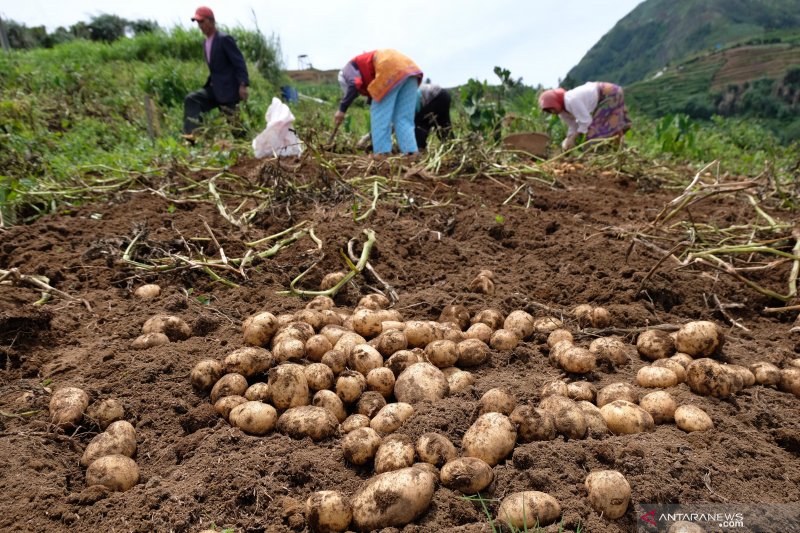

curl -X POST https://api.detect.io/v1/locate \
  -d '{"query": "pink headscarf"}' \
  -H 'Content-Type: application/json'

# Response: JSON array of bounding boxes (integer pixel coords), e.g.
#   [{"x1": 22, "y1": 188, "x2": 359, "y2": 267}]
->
[{"x1": 539, "y1": 88, "x2": 566, "y2": 113}]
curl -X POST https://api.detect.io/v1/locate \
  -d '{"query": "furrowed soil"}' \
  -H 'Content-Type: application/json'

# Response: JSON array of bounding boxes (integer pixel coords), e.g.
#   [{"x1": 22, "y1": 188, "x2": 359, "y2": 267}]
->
[{"x1": 1, "y1": 155, "x2": 798, "y2": 533}]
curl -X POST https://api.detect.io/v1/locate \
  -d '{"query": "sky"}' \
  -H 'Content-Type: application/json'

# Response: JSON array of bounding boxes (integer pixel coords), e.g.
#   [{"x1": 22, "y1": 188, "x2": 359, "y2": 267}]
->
[{"x1": 1, "y1": 0, "x2": 644, "y2": 87}]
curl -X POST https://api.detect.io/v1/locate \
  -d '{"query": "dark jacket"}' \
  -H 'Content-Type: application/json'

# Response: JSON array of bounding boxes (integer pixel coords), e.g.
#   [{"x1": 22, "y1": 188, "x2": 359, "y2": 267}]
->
[{"x1": 204, "y1": 31, "x2": 249, "y2": 105}]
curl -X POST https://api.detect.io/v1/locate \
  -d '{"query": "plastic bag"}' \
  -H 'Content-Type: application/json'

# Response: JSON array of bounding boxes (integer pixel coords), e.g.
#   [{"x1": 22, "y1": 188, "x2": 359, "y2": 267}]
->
[{"x1": 252, "y1": 97, "x2": 303, "y2": 158}]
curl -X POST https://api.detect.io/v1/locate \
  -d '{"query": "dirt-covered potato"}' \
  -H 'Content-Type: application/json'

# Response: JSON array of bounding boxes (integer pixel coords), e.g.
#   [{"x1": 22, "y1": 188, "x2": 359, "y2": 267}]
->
[
  {"x1": 726, "y1": 364, "x2": 755, "y2": 388},
  {"x1": 652, "y1": 358, "x2": 687, "y2": 383},
  {"x1": 306, "y1": 334, "x2": 333, "y2": 362},
  {"x1": 447, "y1": 370, "x2": 475, "y2": 393},
  {"x1": 306, "y1": 490, "x2": 352, "y2": 533},
  {"x1": 143, "y1": 314, "x2": 191, "y2": 341},
  {"x1": 320, "y1": 325, "x2": 348, "y2": 346},
  {"x1": 533, "y1": 316, "x2": 563, "y2": 334},
  {"x1": 685, "y1": 358, "x2": 734, "y2": 398},
  {"x1": 589, "y1": 336, "x2": 630, "y2": 367},
  {"x1": 245, "y1": 382, "x2": 270, "y2": 402},
  {"x1": 277, "y1": 406, "x2": 339, "y2": 440},
  {"x1": 600, "y1": 400, "x2": 654, "y2": 434},
  {"x1": 209, "y1": 373, "x2": 247, "y2": 404},
  {"x1": 381, "y1": 320, "x2": 406, "y2": 333},
  {"x1": 320, "y1": 271, "x2": 346, "y2": 290},
  {"x1": 352, "y1": 309, "x2": 400, "y2": 338},
  {"x1": 214, "y1": 395, "x2": 247, "y2": 420},
  {"x1": 675, "y1": 320, "x2": 724, "y2": 358},
  {"x1": 303, "y1": 363, "x2": 334, "y2": 392},
  {"x1": 305, "y1": 294, "x2": 335, "y2": 311},
  {"x1": 394, "y1": 363, "x2": 449, "y2": 404},
  {"x1": 351, "y1": 465, "x2": 437, "y2": 530},
  {"x1": 465, "y1": 323, "x2": 493, "y2": 343},
  {"x1": 490, "y1": 329, "x2": 519, "y2": 350},
  {"x1": 272, "y1": 338, "x2": 306, "y2": 363},
  {"x1": 415, "y1": 432, "x2": 457, "y2": 466},
  {"x1": 636, "y1": 329, "x2": 675, "y2": 361},
  {"x1": 438, "y1": 304, "x2": 470, "y2": 330},
  {"x1": 577, "y1": 401, "x2": 608, "y2": 435},
  {"x1": 276, "y1": 321, "x2": 316, "y2": 343},
  {"x1": 374, "y1": 330, "x2": 407, "y2": 357},
  {"x1": 87, "y1": 398, "x2": 125, "y2": 430},
  {"x1": 357, "y1": 293, "x2": 390, "y2": 311},
  {"x1": 370, "y1": 402, "x2": 414, "y2": 434},
  {"x1": 50, "y1": 387, "x2": 89, "y2": 429},
  {"x1": 462, "y1": 412, "x2": 517, "y2": 466},
  {"x1": 553, "y1": 400, "x2": 588, "y2": 440},
  {"x1": 567, "y1": 381, "x2": 596, "y2": 403},
  {"x1": 293, "y1": 309, "x2": 323, "y2": 331},
  {"x1": 479, "y1": 388, "x2": 517, "y2": 416},
  {"x1": 670, "y1": 352, "x2": 694, "y2": 368},
  {"x1": 385, "y1": 350, "x2": 421, "y2": 377},
  {"x1": 590, "y1": 307, "x2": 612, "y2": 328},
  {"x1": 440, "y1": 457, "x2": 494, "y2": 493},
  {"x1": 496, "y1": 491, "x2": 561, "y2": 528},
  {"x1": 574, "y1": 304, "x2": 593, "y2": 327},
  {"x1": 403, "y1": 321, "x2": 437, "y2": 348},
  {"x1": 558, "y1": 346, "x2": 597, "y2": 374},
  {"x1": 585, "y1": 470, "x2": 631, "y2": 519},
  {"x1": 504, "y1": 310, "x2": 535, "y2": 340},
  {"x1": 456, "y1": 338, "x2": 490, "y2": 367},
  {"x1": 779, "y1": 367, "x2": 800, "y2": 397},
  {"x1": 133, "y1": 283, "x2": 160, "y2": 299},
  {"x1": 547, "y1": 329, "x2": 573, "y2": 349},
  {"x1": 223, "y1": 346, "x2": 273, "y2": 378},
  {"x1": 374, "y1": 435, "x2": 416, "y2": 473},
  {"x1": 80, "y1": 420, "x2": 137, "y2": 467},
  {"x1": 268, "y1": 364, "x2": 309, "y2": 409},
  {"x1": 321, "y1": 350, "x2": 348, "y2": 375},
  {"x1": 85, "y1": 454, "x2": 139, "y2": 492},
  {"x1": 637, "y1": 366, "x2": 679, "y2": 388},
  {"x1": 510, "y1": 405, "x2": 557, "y2": 442},
  {"x1": 548, "y1": 339, "x2": 574, "y2": 365},
  {"x1": 229, "y1": 401, "x2": 278, "y2": 435},
  {"x1": 340, "y1": 414, "x2": 370, "y2": 434},
  {"x1": 335, "y1": 370, "x2": 367, "y2": 404},
  {"x1": 472, "y1": 308, "x2": 504, "y2": 330},
  {"x1": 131, "y1": 332, "x2": 170, "y2": 349},
  {"x1": 674, "y1": 404, "x2": 713, "y2": 432},
  {"x1": 639, "y1": 391, "x2": 677, "y2": 424},
  {"x1": 469, "y1": 271, "x2": 494, "y2": 295},
  {"x1": 312, "y1": 390, "x2": 347, "y2": 423},
  {"x1": 424, "y1": 339, "x2": 459, "y2": 368},
  {"x1": 356, "y1": 391, "x2": 387, "y2": 418},
  {"x1": 342, "y1": 427, "x2": 382, "y2": 465},
  {"x1": 334, "y1": 332, "x2": 368, "y2": 358},
  {"x1": 596, "y1": 382, "x2": 639, "y2": 407}
]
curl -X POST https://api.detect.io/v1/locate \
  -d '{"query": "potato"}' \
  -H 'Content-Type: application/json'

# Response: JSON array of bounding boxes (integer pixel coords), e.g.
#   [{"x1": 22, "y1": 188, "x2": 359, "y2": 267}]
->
[
  {"x1": 534, "y1": 316, "x2": 563, "y2": 335},
  {"x1": 335, "y1": 370, "x2": 367, "y2": 404},
  {"x1": 394, "y1": 362, "x2": 449, "y2": 404},
  {"x1": 462, "y1": 412, "x2": 517, "y2": 466},
  {"x1": 50, "y1": 387, "x2": 89, "y2": 429},
  {"x1": 674, "y1": 404, "x2": 713, "y2": 432},
  {"x1": 424, "y1": 339, "x2": 459, "y2": 368},
  {"x1": 549, "y1": 339, "x2": 574, "y2": 365},
  {"x1": 370, "y1": 402, "x2": 414, "y2": 434},
  {"x1": 81, "y1": 420, "x2": 137, "y2": 467},
  {"x1": 87, "y1": 398, "x2": 125, "y2": 431},
  {"x1": 268, "y1": 364, "x2": 309, "y2": 409},
  {"x1": 356, "y1": 391, "x2": 387, "y2": 418},
  {"x1": 472, "y1": 309, "x2": 504, "y2": 330},
  {"x1": 306, "y1": 334, "x2": 333, "y2": 362},
  {"x1": 590, "y1": 307, "x2": 612, "y2": 328},
  {"x1": 438, "y1": 322, "x2": 466, "y2": 343},
  {"x1": 490, "y1": 329, "x2": 519, "y2": 350},
  {"x1": 321, "y1": 350, "x2": 347, "y2": 375},
  {"x1": 538, "y1": 393, "x2": 575, "y2": 413},
  {"x1": 208, "y1": 373, "x2": 247, "y2": 403},
  {"x1": 374, "y1": 435, "x2": 416, "y2": 473},
  {"x1": 790, "y1": 358, "x2": 800, "y2": 368},
  {"x1": 574, "y1": 304, "x2": 593, "y2": 327},
  {"x1": 670, "y1": 352, "x2": 694, "y2": 368},
  {"x1": 351, "y1": 465, "x2": 436, "y2": 530},
  {"x1": 497, "y1": 491, "x2": 561, "y2": 528},
  {"x1": 189, "y1": 360, "x2": 223, "y2": 392},
  {"x1": 334, "y1": 331, "x2": 368, "y2": 358},
  {"x1": 469, "y1": 272, "x2": 494, "y2": 295},
  {"x1": 357, "y1": 293, "x2": 390, "y2": 311},
  {"x1": 277, "y1": 321, "x2": 315, "y2": 343},
  {"x1": 312, "y1": 390, "x2": 347, "y2": 423},
  {"x1": 440, "y1": 457, "x2": 494, "y2": 493},
  {"x1": 779, "y1": 367, "x2": 800, "y2": 397},
  {"x1": 577, "y1": 401, "x2": 608, "y2": 435},
  {"x1": 510, "y1": 405, "x2": 557, "y2": 442},
  {"x1": 638, "y1": 391, "x2": 676, "y2": 424},
  {"x1": 675, "y1": 320, "x2": 724, "y2": 358},
  {"x1": 320, "y1": 325, "x2": 348, "y2": 346},
  {"x1": 685, "y1": 358, "x2": 734, "y2": 398},
  {"x1": 131, "y1": 332, "x2": 170, "y2": 349},
  {"x1": 585, "y1": 470, "x2": 630, "y2": 519},
  {"x1": 142, "y1": 314, "x2": 191, "y2": 341},
  {"x1": 596, "y1": 382, "x2": 639, "y2": 407},
  {"x1": 454, "y1": 339, "x2": 489, "y2": 368},
  {"x1": 294, "y1": 309, "x2": 324, "y2": 331},
  {"x1": 306, "y1": 490, "x2": 352, "y2": 533},
  {"x1": 352, "y1": 309, "x2": 398, "y2": 338},
  {"x1": 306, "y1": 294, "x2": 335, "y2": 311},
  {"x1": 340, "y1": 414, "x2": 370, "y2": 433},
  {"x1": 85, "y1": 454, "x2": 139, "y2": 492},
  {"x1": 214, "y1": 395, "x2": 247, "y2": 420},
  {"x1": 652, "y1": 358, "x2": 687, "y2": 383},
  {"x1": 600, "y1": 400, "x2": 654, "y2": 435},
  {"x1": 636, "y1": 329, "x2": 675, "y2": 361},
  {"x1": 447, "y1": 370, "x2": 475, "y2": 393},
  {"x1": 553, "y1": 401, "x2": 588, "y2": 440},
  {"x1": 541, "y1": 380, "x2": 569, "y2": 398},
  {"x1": 342, "y1": 427, "x2": 382, "y2": 465},
  {"x1": 403, "y1": 321, "x2": 437, "y2": 348},
  {"x1": 558, "y1": 346, "x2": 596, "y2": 374},
  {"x1": 479, "y1": 388, "x2": 517, "y2": 416},
  {"x1": 439, "y1": 304, "x2": 470, "y2": 330},
  {"x1": 589, "y1": 336, "x2": 629, "y2": 367},
  {"x1": 566, "y1": 381, "x2": 596, "y2": 403},
  {"x1": 727, "y1": 364, "x2": 755, "y2": 388},
  {"x1": 504, "y1": 310, "x2": 535, "y2": 340},
  {"x1": 415, "y1": 432, "x2": 457, "y2": 466},
  {"x1": 224, "y1": 346, "x2": 273, "y2": 378},
  {"x1": 746, "y1": 361, "x2": 779, "y2": 387},
  {"x1": 637, "y1": 366, "x2": 679, "y2": 388},
  {"x1": 384, "y1": 350, "x2": 421, "y2": 377},
  {"x1": 245, "y1": 382, "x2": 271, "y2": 402},
  {"x1": 374, "y1": 330, "x2": 407, "y2": 357},
  {"x1": 229, "y1": 401, "x2": 278, "y2": 435},
  {"x1": 133, "y1": 283, "x2": 160, "y2": 299},
  {"x1": 277, "y1": 406, "x2": 339, "y2": 440},
  {"x1": 272, "y1": 338, "x2": 306, "y2": 363},
  {"x1": 381, "y1": 320, "x2": 406, "y2": 333},
  {"x1": 465, "y1": 323, "x2": 493, "y2": 343},
  {"x1": 320, "y1": 271, "x2": 346, "y2": 290},
  {"x1": 547, "y1": 329, "x2": 573, "y2": 349}
]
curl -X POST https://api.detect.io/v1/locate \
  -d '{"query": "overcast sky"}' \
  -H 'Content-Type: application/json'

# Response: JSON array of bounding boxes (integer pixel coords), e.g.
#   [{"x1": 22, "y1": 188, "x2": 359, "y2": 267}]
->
[{"x1": 2, "y1": 1, "x2": 644, "y2": 87}]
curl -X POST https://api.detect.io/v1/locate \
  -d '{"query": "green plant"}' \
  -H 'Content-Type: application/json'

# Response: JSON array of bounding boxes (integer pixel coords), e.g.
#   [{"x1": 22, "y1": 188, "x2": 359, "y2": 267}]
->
[{"x1": 655, "y1": 113, "x2": 699, "y2": 157}]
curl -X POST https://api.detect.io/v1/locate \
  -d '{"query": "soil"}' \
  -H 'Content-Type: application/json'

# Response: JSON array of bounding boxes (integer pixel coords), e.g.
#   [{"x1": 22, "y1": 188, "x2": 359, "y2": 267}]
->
[{"x1": 1, "y1": 154, "x2": 799, "y2": 533}]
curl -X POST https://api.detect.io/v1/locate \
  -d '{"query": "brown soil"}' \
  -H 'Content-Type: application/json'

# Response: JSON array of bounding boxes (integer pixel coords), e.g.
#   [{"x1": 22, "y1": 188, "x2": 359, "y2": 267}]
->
[{"x1": 1, "y1": 155, "x2": 799, "y2": 533}]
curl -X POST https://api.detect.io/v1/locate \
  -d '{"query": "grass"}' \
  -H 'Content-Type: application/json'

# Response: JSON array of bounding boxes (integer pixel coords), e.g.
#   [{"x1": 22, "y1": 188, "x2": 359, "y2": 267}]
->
[{"x1": 462, "y1": 494, "x2": 583, "y2": 533}]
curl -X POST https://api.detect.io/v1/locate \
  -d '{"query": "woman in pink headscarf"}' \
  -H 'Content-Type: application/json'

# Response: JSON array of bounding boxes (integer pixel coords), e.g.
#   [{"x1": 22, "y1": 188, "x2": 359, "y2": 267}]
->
[{"x1": 539, "y1": 82, "x2": 631, "y2": 150}]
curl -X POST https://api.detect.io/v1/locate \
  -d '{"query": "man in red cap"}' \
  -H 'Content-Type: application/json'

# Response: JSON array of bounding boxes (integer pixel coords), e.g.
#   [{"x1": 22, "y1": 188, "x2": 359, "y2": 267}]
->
[{"x1": 183, "y1": 6, "x2": 250, "y2": 138}]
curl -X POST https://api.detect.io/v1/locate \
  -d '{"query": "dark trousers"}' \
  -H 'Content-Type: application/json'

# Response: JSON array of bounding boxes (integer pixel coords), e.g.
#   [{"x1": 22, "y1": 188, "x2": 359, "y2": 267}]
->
[
  {"x1": 183, "y1": 88, "x2": 239, "y2": 134},
  {"x1": 415, "y1": 91, "x2": 453, "y2": 149}
]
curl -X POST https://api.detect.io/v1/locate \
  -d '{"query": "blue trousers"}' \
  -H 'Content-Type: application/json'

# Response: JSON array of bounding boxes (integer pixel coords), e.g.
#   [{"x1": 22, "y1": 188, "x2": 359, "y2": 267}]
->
[{"x1": 370, "y1": 77, "x2": 419, "y2": 154}]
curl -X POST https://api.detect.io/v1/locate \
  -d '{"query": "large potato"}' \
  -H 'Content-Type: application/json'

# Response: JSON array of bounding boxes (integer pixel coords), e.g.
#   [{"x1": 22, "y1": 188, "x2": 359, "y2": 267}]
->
[
  {"x1": 585, "y1": 470, "x2": 630, "y2": 519},
  {"x1": 456, "y1": 338, "x2": 490, "y2": 367},
  {"x1": 479, "y1": 388, "x2": 517, "y2": 416},
  {"x1": 340, "y1": 414, "x2": 370, "y2": 434},
  {"x1": 636, "y1": 329, "x2": 675, "y2": 361},
  {"x1": 312, "y1": 390, "x2": 347, "y2": 423},
  {"x1": 439, "y1": 304, "x2": 470, "y2": 330},
  {"x1": 558, "y1": 346, "x2": 596, "y2": 374},
  {"x1": 447, "y1": 370, "x2": 475, "y2": 393},
  {"x1": 415, "y1": 432, "x2": 457, "y2": 466},
  {"x1": 490, "y1": 329, "x2": 519, "y2": 350},
  {"x1": 675, "y1": 320, "x2": 724, "y2": 358},
  {"x1": 366, "y1": 367, "x2": 395, "y2": 398},
  {"x1": 589, "y1": 336, "x2": 630, "y2": 367},
  {"x1": 272, "y1": 338, "x2": 306, "y2": 363},
  {"x1": 461, "y1": 412, "x2": 517, "y2": 466},
  {"x1": 404, "y1": 321, "x2": 438, "y2": 348},
  {"x1": 674, "y1": 404, "x2": 713, "y2": 432},
  {"x1": 322, "y1": 350, "x2": 348, "y2": 375},
  {"x1": 349, "y1": 344, "x2": 384, "y2": 375},
  {"x1": 351, "y1": 465, "x2": 436, "y2": 530},
  {"x1": 424, "y1": 339, "x2": 459, "y2": 368},
  {"x1": 356, "y1": 391, "x2": 387, "y2": 418},
  {"x1": 685, "y1": 358, "x2": 734, "y2": 398},
  {"x1": 335, "y1": 370, "x2": 367, "y2": 404},
  {"x1": 370, "y1": 402, "x2": 414, "y2": 434},
  {"x1": 50, "y1": 387, "x2": 89, "y2": 429},
  {"x1": 277, "y1": 406, "x2": 339, "y2": 441},
  {"x1": 373, "y1": 329, "x2": 407, "y2": 358},
  {"x1": 85, "y1": 454, "x2": 139, "y2": 492},
  {"x1": 142, "y1": 314, "x2": 191, "y2": 341},
  {"x1": 553, "y1": 401, "x2": 588, "y2": 440},
  {"x1": 268, "y1": 364, "x2": 309, "y2": 409},
  {"x1": 639, "y1": 391, "x2": 677, "y2": 424},
  {"x1": 510, "y1": 405, "x2": 556, "y2": 442},
  {"x1": 596, "y1": 382, "x2": 639, "y2": 407},
  {"x1": 131, "y1": 332, "x2": 169, "y2": 349},
  {"x1": 636, "y1": 366, "x2": 679, "y2": 388},
  {"x1": 440, "y1": 457, "x2": 494, "y2": 493},
  {"x1": 80, "y1": 420, "x2": 137, "y2": 467},
  {"x1": 86, "y1": 398, "x2": 125, "y2": 431},
  {"x1": 306, "y1": 490, "x2": 352, "y2": 533},
  {"x1": 750, "y1": 361, "x2": 781, "y2": 386},
  {"x1": 305, "y1": 363, "x2": 335, "y2": 392},
  {"x1": 394, "y1": 363, "x2": 449, "y2": 404},
  {"x1": 190, "y1": 359, "x2": 224, "y2": 392},
  {"x1": 504, "y1": 310, "x2": 535, "y2": 340},
  {"x1": 229, "y1": 401, "x2": 278, "y2": 435},
  {"x1": 210, "y1": 373, "x2": 249, "y2": 403},
  {"x1": 306, "y1": 334, "x2": 333, "y2": 362},
  {"x1": 779, "y1": 367, "x2": 800, "y2": 397},
  {"x1": 496, "y1": 491, "x2": 561, "y2": 528},
  {"x1": 223, "y1": 346, "x2": 273, "y2": 378},
  {"x1": 472, "y1": 309, "x2": 504, "y2": 330},
  {"x1": 374, "y1": 435, "x2": 416, "y2": 473},
  {"x1": 352, "y1": 309, "x2": 399, "y2": 338},
  {"x1": 242, "y1": 311, "x2": 279, "y2": 346},
  {"x1": 600, "y1": 400, "x2": 654, "y2": 435}
]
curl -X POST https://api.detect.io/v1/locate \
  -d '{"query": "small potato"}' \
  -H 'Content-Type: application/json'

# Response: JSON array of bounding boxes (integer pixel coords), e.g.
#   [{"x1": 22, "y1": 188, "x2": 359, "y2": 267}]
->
[
  {"x1": 685, "y1": 358, "x2": 734, "y2": 398},
  {"x1": 385, "y1": 350, "x2": 421, "y2": 377},
  {"x1": 340, "y1": 414, "x2": 370, "y2": 433},
  {"x1": 306, "y1": 334, "x2": 333, "y2": 362},
  {"x1": 457, "y1": 338, "x2": 490, "y2": 367},
  {"x1": 210, "y1": 373, "x2": 249, "y2": 403},
  {"x1": 558, "y1": 346, "x2": 596, "y2": 374},
  {"x1": 335, "y1": 370, "x2": 367, "y2": 404},
  {"x1": 272, "y1": 338, "x2": 306, "y2": 363},
  {"x1": 320, "y1": 271, "x2": 346, "y2": 290},
  {"x1": 352, "y1": 309, "x2": 397, "y2": 338},
  {"x1": 224, "y1": 346, "x2": 273, "y2": 378},
  {"x1": 479, "y1": 388, "x2": 517, "y2": 416},
  {"x1": 374, "y1": 435, "x2": 416, "y2": 473},
  {"x1": 472, "y1": 309, "x2": 504, "y2": 330},
  {"x1": 490, "y1": 329, "x2": 519, "y2": 350},
  {"x1": 670, "y1": 352, "x2": 694, "y2": 368},
  {"x1": 652, "y1": 358, "x2": 687, "y2": 383},
  {"x1": 675, "y1": 320, "x2": 724, "y2": 358},
  {"x1": 541, "y1": 380, "x2": 569, "y2": 398},
  {"x1": 439, "y1": 304, "x2": 470, "y2": 330},
  {"x1": 749, "y1": 362, "x2": 780, "y2": 386},
  {"x1": 229, "y1": 401, "x2": 278, "y2": 435},
  {"x1": 357, "y1": 293, "x2": 390, "y2": 311},
  {"x1": 574, "y1": 304, "x2": 593, "y2": 327},
  {"x1": 131, "y1": 332, "x2": 170, "y2": 349},
  {"x1": 566, "y1": 381, "x2": 596, "y2": 403},
  {"x1": 351, "y1": 465, "x2": 436, "y2": 531},
  {"x1": 497, "y1": 491, "x2": 561, "y2": 529},
  {"x1": 366, "y1": 367, "x2": 396, "y2": 398},
  {"x1": 295, "y1": 309, "x2": 325, "y2": 331},
  {"x1": 639, "y1": 391, "x2": 677, "y2": 424},
  {"x1": 268, "y1": 364, "x2": 309, "y2": 409},
  {"x1": 342, "y1": 427, "x2": 382, "y2": 465},
  {"x1": 87, "y1": 398, "x2": 125, "y2": 431},
  {"x1": 596, "y1": 382, "x2": 639, "y2": 407},
  {"x1": 306, "y1": 490, "x2": 352, "y2": 533},
  {"x1": 321, "y1": 350, "x2": 347, "y2": 375},
  {"x1": 415, "y1": 432, "x2": 457, "y2": 466},
  {"x1": 547, "y1": 329, "x2": 573, "y2": 349},
  {"x1": 504, "y1": 310, "x2": 535, "y2": 340},
  {"x1": 600, "y1": 400, "x2": 654, "y2": 435},
  {"x1": 312, "y1": 389, "x2": 347, "y2": 423},
  {"x1": 374, "y1": 330, "x2": 408, "y2": 357},
  {"x1": 727, "y1": 364, "x2": 755, "y2": 388},
  {"x1": 305, "y1": 295, "x2": 335, "y2": 311},
  {"x1": 85, "y1": 454, "x2": 139, "y2": 492},
  {"x1": 462, "y1": 412, "x2": 517, "y2": 466},
  {"x1": 394, "y1": 363, "x2": 449, "y2": 404},
  {"x1": 245, "y1": 382, "x2": 270, "y2": 402},
  {"x1": 589, "y1": 336, "x2": 629, "y2": 367},
  {"x1": 142, "y1": 314, "x2": 191, "y2": 341},
  {"x1": 469, "y1": 273, "x2": 494, "y2": 295},
  {"x1": 510, "y1": 405, "x2": 556, "y2": 442},
  {"x1": 447, "y1": 370, "x2": 475, "y2": 393},
  {"x1": 50, "y1": 387, "x2": 89, "y2": 429},
  {"x1": 779, "y1": 367, "x2": 800, "y2": 397},
  {"x1": 81, "y1": 420, "x2": 137, "y2": 467},
  {"x1": 636, "y1": 329, "x2": 675, "y2": 361},
  {"x1": 465, "y1": 323, "x2": 493, "y2": 344},
  {"x1": 404, "y1": 321, "x2": 438, "y2": 348},
  {"x1": 277, "y1": 406, "x2": 339, "y2": 440},
  {"x1": 424, "y1": 339, "x2": 459, "y2": 368},
  {"x1": 674, "y1": 404, "x2": 713, "y2": 432},
  {"x1": 356, "y1": 391, "x2": 387, "y2": 418},
  {"x1": 585, "y1": 470, "x2": 630, "y2": 519},
  {"x1": 370, "y1": 402, "x2": 414, "y2": 434},
  {"x1": 133, "y1": 283, "x2": 160, "y2": 299},
  {"x1": 533, "y1": 316, "x2": 563, "y2": 334},
  {"x1": 636, "y1": 366, "x2": 679, "y2": 388},
  {"x1": 320, "y1": 325, "x2": 349, "y2": 346},
  {"x1": 440, "y1": 457, "x2": 494, "y2": 493},
  {"x1": 214, "y1": 395, "x2": 247, "y2": 420},
  {"x1": 304, "y1": 363, "x2": 335, "y2": 391},
  {"x1": 590, "y1": 307, "x2": 612, "y2": 328},
  {"x1": 538, "y1": 393, "x2": 576, "y2": 414}
]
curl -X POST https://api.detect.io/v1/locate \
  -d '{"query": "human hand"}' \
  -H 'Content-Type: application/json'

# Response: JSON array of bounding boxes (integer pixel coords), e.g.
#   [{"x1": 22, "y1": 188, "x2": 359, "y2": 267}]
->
[
  {"x1": 239, "y1": 85, "x2": 249, "y2": 101},
  {"x1": 334, "y1": 110, "x2": 345, "y2": 125},
  {"x1": 561, "y1": 134, "x2": 577, "y2": 151}
]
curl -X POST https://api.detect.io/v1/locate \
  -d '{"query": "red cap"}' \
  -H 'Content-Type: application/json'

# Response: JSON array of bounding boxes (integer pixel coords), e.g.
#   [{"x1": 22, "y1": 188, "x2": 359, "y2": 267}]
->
[{"x1": 191, "y1": 6, "x2": 214, "y2": 22}]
